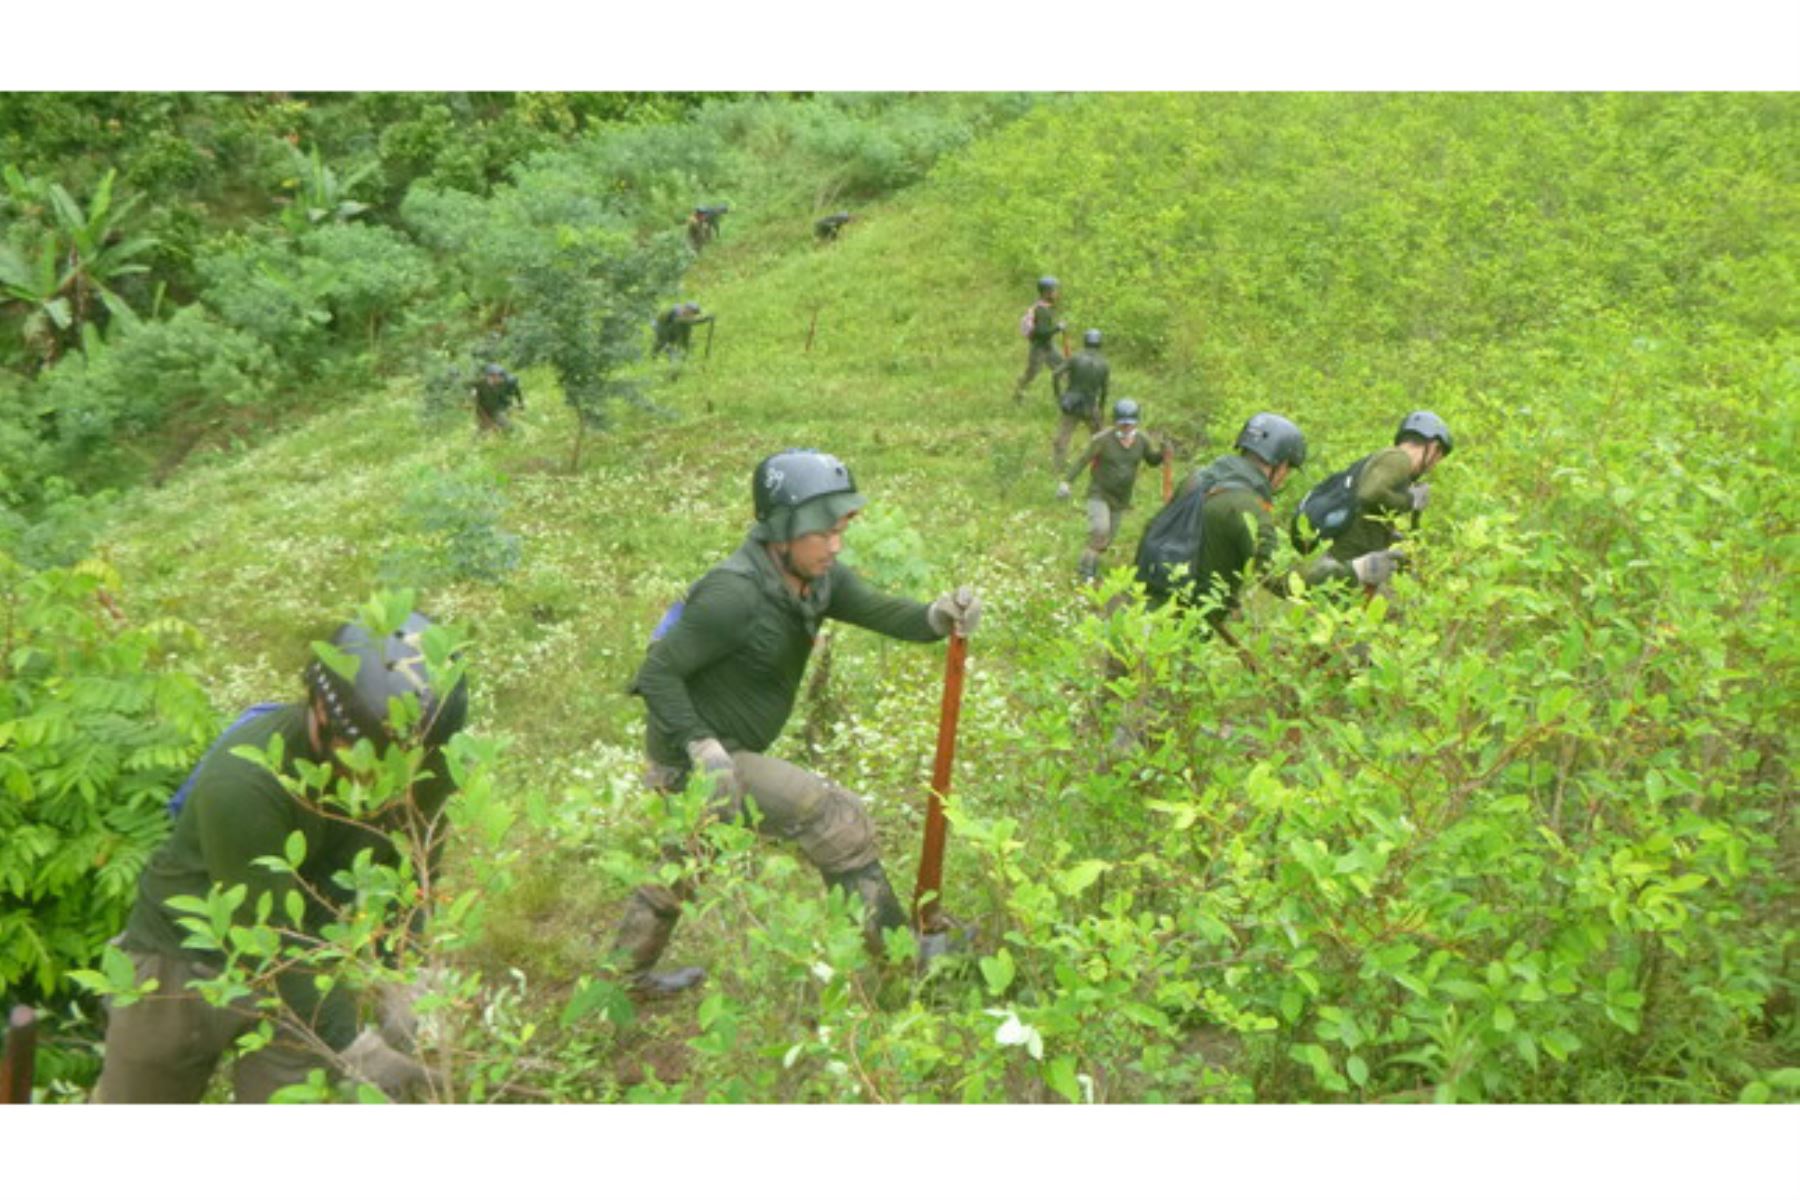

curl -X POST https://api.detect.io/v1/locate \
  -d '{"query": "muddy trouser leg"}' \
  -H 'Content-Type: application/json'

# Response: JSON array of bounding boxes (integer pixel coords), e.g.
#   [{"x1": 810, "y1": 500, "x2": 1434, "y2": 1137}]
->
[
  {"x1": 1053, "y1": 405, "x2": 1088, "y2": 472},
  {"x1": 610, "y1": 880, "x2": 697, "y2": 994},
  {"x1": 606, "y1": 760, "x2": 707, "y2": 995},
  {"x1": 1014, "y1": 342, "x2": 1059, "y2": 403},
  {"x1": 231, "y1": 1015, "x2": 337, "y2": 1104},
  {"x1": 613, "y1": 752, "x2": 902, "y2": 973},
  {"x1": 731, "y1": 752, "x2": 905, "y2": 958},
  {"x1": 93, "y1": 949, "x2": 326, "y2": 1103},
  {"x1": 1079, "y1": 497, "x2": 1121, "y2": 580}
]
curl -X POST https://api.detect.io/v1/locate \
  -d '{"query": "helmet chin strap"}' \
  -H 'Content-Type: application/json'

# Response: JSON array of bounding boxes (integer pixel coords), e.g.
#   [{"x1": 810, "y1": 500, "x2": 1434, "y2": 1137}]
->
[
  {"x1": 304, "y1": 660, "x2": 367, "y2": 746},
  {"x1": 775, "y1": 543, "x2": 815, "y2": 591}
]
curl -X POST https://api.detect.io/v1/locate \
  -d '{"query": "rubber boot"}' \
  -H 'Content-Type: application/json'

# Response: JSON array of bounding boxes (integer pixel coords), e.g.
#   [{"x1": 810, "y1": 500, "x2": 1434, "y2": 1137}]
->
[
  {"x1": 918, "y1": 914, "x2": 976, "y2": 968},
  {"x1": 823, "y1": 861, "x2": 907, "y2": 960},
  {"x1": 609, "y1": 884, "x2": 705, "y2": 997}
]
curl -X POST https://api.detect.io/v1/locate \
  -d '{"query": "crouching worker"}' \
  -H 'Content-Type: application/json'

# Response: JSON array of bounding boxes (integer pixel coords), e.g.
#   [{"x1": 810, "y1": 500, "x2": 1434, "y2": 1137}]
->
[
  {"x1": 615, "y1": 449, "x2": 982, "y2": 995},
  {"x1": 93, "y1": 612, "x2": 469, "y2": 1103},
  {"x1": 1296, "y1": 410, "x2": 1453, "y2": 599}
]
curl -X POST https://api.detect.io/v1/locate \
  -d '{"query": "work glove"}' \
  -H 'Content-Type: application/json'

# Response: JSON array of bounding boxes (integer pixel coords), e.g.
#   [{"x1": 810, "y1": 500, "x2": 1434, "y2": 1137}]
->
[
  {"x1": 1055, "y1": 481, "x2": 1072, "y2": 501},
  {"x1": 686, "y1": 737, "x2": 736, "y2": 780},
  {"x1": 927, "y1": 586, "x2": 982, "y2": 637},
  {"x1": 685, "y1": 737, "x2": 741, "y2": 809},
  {"x1": 342, "y1": 1028, "x2": 438, "y2": 1100},
  {"x1": 1409, "y1": 482, "x2": 1430, "y2": 512},
  {"x1": 1350, "y1": 548, "x2": 1407, "y2": 588},
  {"x1": 374, "y1": 968, "x2": 451, "y2": 1054}
]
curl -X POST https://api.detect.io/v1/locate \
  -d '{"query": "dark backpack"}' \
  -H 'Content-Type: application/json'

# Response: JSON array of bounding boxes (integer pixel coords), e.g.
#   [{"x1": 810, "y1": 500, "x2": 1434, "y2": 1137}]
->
[
  {"x1": 1134, "y1": 480, "x2": 1238, "y2": 600},
  {"x1": 166, "y1": 703, "x2": 284, "y2": 819},
  {"x1": 1289, "y1": 455, "x2": 1371, "y2": 554}
]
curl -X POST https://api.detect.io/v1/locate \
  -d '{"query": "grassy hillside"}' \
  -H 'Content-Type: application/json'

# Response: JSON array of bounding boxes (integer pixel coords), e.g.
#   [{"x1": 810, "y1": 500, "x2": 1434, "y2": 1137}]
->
[{"x1": 91, "y1": 93, "x2": 1796, "y2": 1103}]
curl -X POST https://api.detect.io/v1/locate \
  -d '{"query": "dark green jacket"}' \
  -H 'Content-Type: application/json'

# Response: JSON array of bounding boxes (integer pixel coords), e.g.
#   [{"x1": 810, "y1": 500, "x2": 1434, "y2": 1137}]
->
[
  {"x1": 1028, "y1": 300, "x2": 1061, "y2": 347},
  {"x1": 1059, "y1": 351, "x2": 1110, "y2": 411},
  {"x1": 122, "y1": 705, "x2": 454, "y2": 1051},
  {"x1": 633, "y1": 538, "x2": 941, "y2": 768},
  {"x1": 1068, "y1": 428, "x2": 1164, "y2": 508},
  {"x1": 654, "y1": 307, "x2": 708, "y2": 347},
  {"x1": 1185, "y1": 454, "x2": 1281, "y2": 616},
  {"x1": 472, "y1": 372, "x2": 521, "y2": 414},
  {"x1": 1325, "y1": 445, "x2": 1417, "y2": 562}
]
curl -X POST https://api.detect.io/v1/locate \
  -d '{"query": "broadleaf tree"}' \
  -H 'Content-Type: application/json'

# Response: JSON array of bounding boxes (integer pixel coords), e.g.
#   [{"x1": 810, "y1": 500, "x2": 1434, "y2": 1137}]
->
[{"x1": 403, "y1": 167, "x2": 686, "y2": 471}]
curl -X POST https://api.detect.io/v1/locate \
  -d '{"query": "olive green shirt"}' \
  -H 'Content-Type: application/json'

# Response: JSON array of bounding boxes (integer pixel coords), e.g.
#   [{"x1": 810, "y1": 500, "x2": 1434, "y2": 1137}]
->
[
  {"x1": 122, "y1": 705, "x2": 453, "y2": 1051},
  {"x1": 633, "y1": 538, "x2": 941, "y2": 768},
  {"x1": 1068, "y1": 428, "x2": 1165, "y2": 508},
  {"x1": 1183, "y1": 454, "x2": 1281, "y2": 616},
  {"x1": 472, "y1": 372, "x2": 521, "y2": 415},
  {"x1": 1325, "y1": 445, "x2": 1418, "y2": 562},
  {"x1": 1058, "y1": 350, "x2": 1110, "y2": 409},
  {"x1": 1028, "y1": 299, "x2": 1061, "y2": 346}
]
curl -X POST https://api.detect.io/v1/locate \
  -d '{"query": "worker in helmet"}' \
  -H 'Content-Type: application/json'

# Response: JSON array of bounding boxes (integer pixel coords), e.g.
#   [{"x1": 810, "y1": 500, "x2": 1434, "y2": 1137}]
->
[
  {"x1": 94, "y1": 612, "x2": 470, "y2": 1102},
  {"x1": 1058, "y1": 397, "x2": 1166, "y2": 583},
  {"x1": 1051, "y1": 328, "x2": 1110, "y2": 473},
  {"x1": 614, "y1": 450, "x2": 982, "y2": 994},
  {"x1": 471, "y1": 362, "x2": 523, "y2": 433},
  {"x1": 652, "y1": 301, "x2": 714, "y2": 368},
  {"x1": 1294, "y1": 410, "x2": 1453, "y2": 598},
  {"x1": 1012, "y1": 275, "x2": 1067, "y2": 405}
]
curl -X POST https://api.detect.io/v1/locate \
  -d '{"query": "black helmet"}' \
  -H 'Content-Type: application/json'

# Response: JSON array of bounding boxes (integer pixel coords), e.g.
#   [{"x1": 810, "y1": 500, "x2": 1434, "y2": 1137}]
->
[
  {"x1": 1396, "y1": 410, "x2": 1453, "y2": 455},
  {"x1": 1235, "y1": 412, "x2": 1308, "y2": 469},
  {"x1": 1037, "y1": 275, "x2": 1059, "y2": 294},
  {"x1": 751, "y1": 449, "x2": 867, "y2": 542},
  {"x1": 304, "y1": 612, "x2": 468, "y2": 751},
  {"x1": 483, "y1": 362, "x2": 504, "y2": 376},
  {"x1": 1083, "y1": 329, "x2": 1103, "y2": 348},
  {"x1": 1113, "y1": 398, "x2": 1141, "y2": 424}
]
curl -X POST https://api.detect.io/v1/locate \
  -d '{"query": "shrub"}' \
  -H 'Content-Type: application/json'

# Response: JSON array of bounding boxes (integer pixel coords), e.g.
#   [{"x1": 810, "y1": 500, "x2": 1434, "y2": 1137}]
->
[
  {"x1": 0, "y1": 557, "x2": 215, "y2": 1010},
  {"x1": 29, "y1": 304, "x2": 276, "y2": 490},
  {"x1": 379, "y1": 464, "x2": 523, "y2": 589},
  {"x1": 197, "y1": 233, "x2": 331, "y2": 364},
  {"x1": 296, "y1": 221, "x2": 439, "y2": 347}
]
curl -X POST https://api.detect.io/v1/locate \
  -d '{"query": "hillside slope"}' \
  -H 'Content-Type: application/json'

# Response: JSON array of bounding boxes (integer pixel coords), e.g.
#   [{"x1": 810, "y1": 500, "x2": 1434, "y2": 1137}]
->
[{"x1": 96, "y1": 93, "x2": 1796, "y2": 1104}]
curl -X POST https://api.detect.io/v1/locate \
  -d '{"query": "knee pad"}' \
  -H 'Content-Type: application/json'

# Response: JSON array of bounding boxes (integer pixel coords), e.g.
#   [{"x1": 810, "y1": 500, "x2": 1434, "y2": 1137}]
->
[{"x1": 788, "y1": 784, "x2": 878, "y2": 877}]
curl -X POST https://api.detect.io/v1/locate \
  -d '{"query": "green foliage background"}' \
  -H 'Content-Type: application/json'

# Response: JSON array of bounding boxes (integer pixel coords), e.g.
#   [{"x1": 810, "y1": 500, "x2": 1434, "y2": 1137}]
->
[{"x1": 1, "y1": 91, "x2": 1793, "y2": 1104}]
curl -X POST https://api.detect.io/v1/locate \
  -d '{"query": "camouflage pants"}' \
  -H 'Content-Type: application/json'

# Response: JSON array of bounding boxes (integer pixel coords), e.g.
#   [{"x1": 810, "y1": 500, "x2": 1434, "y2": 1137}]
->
[
  {"x1": 92, "y1": 949, "x2": 329, "y2": 1103},
  {"x1": 617, "y1": 750, "x2": 894, "y2": 972},
  {"x1": 1079, "y1": 498, "x2": 1125, "y2": 579},
  {"x1": 644, "y1": 749, "x2": 880, "y2": 877},
  {"x1": 474, "y1": 404, "x2": 513, "y2": 433},
  {"x1": 1012, "y1": 341, "x2": 1066, "y2": 403}
]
